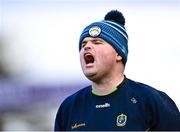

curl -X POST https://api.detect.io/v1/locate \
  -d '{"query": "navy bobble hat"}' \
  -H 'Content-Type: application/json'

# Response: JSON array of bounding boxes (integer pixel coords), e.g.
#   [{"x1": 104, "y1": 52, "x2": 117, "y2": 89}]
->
[{"x1": 79, "y1": 10, "x2": 128, "y2": 64}]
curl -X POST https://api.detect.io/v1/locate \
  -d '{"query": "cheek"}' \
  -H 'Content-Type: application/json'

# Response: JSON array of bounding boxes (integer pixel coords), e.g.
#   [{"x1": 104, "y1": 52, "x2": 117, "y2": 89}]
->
[
  {"x1": 98, "y1": 51, "x2": 116, "y2": 66},
  {"x1": 79, "y1": 52, "x2": 84, "y2": 64}
]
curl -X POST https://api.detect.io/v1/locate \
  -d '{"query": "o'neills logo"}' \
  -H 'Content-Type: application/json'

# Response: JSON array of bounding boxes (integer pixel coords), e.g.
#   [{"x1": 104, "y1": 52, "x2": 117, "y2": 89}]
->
[{"x1": 96, "y1": 103, "x2": 110, "y2": 108}]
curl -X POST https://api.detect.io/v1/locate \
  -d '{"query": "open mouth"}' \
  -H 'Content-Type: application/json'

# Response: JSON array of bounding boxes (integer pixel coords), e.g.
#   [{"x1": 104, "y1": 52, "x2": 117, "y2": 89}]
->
[{"x1": 84, "y1": 53, "x2": 95, "y2": 64}]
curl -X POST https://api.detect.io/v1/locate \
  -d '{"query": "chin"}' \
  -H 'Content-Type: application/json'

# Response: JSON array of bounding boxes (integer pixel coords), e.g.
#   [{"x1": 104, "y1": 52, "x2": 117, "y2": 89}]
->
[
  {"x1": 84, "y1": 72, "x2": 97, "y2": 80},
  {"x1": 85, "y1": 72, "x2": 96, "y2": 77}
]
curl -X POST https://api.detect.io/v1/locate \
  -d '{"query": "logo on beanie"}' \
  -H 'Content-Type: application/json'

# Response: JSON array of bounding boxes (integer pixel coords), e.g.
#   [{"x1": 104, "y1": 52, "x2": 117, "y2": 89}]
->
[{"x1": 89, "y1": 26, "x2": 101, "y2": 37}]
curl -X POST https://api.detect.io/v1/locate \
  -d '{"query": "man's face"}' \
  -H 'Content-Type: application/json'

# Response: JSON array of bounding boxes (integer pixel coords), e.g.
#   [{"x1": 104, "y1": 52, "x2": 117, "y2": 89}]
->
[{"x1": 80, "y1": 37, "x2": 121, "y2": 81}]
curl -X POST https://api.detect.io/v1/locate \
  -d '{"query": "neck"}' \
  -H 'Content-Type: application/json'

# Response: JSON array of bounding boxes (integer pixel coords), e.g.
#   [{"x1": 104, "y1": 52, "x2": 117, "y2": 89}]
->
[{"x1": 92, "y1": 74, "x2": 125, "y2": 96}]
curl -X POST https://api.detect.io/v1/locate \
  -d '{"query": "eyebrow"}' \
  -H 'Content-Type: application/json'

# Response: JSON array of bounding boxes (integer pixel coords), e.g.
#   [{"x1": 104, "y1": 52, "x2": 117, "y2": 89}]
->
[{"x1": 82, "y1": 38, "x2": 104, "y2": 43}]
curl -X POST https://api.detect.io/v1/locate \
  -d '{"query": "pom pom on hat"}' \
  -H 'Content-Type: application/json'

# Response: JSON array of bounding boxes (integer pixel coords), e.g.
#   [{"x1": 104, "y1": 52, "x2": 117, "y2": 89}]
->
[{"x1": 104, "y1": 10, "x2": 125, "y2": 26}]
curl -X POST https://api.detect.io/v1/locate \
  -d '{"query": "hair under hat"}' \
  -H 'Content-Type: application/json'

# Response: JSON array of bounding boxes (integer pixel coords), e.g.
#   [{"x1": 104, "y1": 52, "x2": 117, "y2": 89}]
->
[{"x1": 79, "y1": 10, "x2": 128, "y2": 64}]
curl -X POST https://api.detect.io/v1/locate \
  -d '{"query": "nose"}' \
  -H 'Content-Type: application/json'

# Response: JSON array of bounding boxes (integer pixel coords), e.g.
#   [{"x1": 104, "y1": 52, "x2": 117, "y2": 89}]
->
[{"x1": 84, "y1": 41, "x2": 93, "y2": 51}]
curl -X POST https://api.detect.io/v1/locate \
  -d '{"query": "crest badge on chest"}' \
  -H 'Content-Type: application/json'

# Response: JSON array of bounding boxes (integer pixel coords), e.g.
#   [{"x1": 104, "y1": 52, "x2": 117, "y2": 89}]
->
[{"x1": 116, "y1": 113, "x2": 127, "y2": 127}]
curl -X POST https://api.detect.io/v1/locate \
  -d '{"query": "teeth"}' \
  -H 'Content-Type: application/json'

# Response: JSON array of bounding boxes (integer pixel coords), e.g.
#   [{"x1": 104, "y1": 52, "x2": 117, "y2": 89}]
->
[{"x1": 84, "y1": 53, "x2": 91, "y2": 57}]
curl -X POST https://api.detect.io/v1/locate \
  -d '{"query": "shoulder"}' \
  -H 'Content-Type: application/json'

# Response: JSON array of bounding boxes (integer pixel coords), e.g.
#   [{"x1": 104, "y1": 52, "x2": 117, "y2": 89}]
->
[
  {"x1": 125, "y1": 78, "x2": 161, "y2": 97},
  {"x1": 54, "y1": 86, "x2": 91, "y2": 130},
  {"x1": 56, "y1": 85, "x2": 91, "y2": 119},
  {"x1": 125, "y1": 78, "x2": 179, "y2": 109},
  {"x1": 126, "y1": 77, "x2": 179, "y2": 112},
  {"x1": 60, "y1": 85, "x2": 91, "y2": 108}
]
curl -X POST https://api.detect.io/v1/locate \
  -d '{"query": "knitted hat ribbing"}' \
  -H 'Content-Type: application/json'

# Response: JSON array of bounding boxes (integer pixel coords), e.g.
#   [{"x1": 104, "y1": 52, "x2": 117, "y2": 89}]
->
[{"x1": 79, "y1": 10, "x2": 128, "y2": 64}]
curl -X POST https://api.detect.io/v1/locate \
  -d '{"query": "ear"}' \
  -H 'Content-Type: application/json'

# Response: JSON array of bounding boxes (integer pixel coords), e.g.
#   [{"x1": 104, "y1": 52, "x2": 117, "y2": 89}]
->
[{"x1": 116, "y1": 53, "x2": 122, "y2": 62}]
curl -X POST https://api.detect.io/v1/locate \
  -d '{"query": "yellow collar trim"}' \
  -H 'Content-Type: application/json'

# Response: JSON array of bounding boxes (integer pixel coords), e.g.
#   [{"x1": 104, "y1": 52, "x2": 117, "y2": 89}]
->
[{"x1": 92, "y1": 87, "x2": 118, "y2": 96}]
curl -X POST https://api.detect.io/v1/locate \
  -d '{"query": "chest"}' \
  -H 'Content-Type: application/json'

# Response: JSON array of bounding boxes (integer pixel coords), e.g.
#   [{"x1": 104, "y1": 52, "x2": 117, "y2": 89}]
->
[{"x1": 66, "y1": 96, "x2": 148, "y2": 131}]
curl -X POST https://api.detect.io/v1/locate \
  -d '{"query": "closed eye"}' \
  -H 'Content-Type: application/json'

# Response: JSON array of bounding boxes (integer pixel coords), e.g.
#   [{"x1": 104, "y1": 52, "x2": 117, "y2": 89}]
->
[
  {"x1": 81, "y1": 38, "x2": 104, "y2": 49},
  {"x1": 81, "y1": 41, "x2": 87, "y2": 48},
  {"x1": 93, "y1": 40, "x2": 103, "y2": 45},
  {"x1": 95, "y1": 41, "x2": 102, "y2": 45}
]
